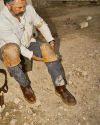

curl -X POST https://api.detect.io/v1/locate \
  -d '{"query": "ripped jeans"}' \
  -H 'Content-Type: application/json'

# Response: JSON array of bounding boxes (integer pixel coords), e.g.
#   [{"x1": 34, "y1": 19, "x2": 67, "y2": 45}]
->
[{"x1": 0, "y1": 41, "x2": 65, "y2": 87}]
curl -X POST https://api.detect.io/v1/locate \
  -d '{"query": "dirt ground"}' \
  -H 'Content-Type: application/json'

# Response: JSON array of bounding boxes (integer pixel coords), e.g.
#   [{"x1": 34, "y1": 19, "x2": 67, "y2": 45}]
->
[{"x1": 0, "y1": 2, "x2": 100, "y2": 125}]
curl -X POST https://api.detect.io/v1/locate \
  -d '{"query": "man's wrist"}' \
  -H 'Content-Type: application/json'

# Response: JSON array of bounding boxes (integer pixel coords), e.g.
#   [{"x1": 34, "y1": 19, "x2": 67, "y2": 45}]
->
[{"x1": 49, "y1": 40, "x2": 55, "y2": 44}]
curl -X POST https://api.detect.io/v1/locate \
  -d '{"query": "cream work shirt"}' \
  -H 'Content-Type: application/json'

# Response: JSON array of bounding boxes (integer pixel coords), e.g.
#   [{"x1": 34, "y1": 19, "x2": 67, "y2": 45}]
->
[{"x1": 0, "y1": 4, "x2": 54, "y2": 59}]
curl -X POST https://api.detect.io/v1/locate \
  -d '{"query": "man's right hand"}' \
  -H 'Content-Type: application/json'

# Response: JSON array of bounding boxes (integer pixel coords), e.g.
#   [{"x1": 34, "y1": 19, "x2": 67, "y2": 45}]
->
[{"x1": 31, "y1": 54, "x2": 44, "y2": 61}]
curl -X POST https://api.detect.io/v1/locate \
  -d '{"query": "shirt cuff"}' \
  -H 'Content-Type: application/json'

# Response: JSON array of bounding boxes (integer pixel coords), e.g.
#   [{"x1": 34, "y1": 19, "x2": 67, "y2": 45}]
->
[{"x1": 21, "y1": 49, "x2": 33, "y2": 60}]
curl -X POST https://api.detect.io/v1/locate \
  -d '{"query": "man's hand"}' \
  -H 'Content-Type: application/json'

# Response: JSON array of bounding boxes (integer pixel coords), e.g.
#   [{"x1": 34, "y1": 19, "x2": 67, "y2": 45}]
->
[
  {"x1": 31, "y1": 54, "x2": 44, "y2": 61},
  {"x1": 49, "y1": 40, "x2": 55, "y2": 49}
]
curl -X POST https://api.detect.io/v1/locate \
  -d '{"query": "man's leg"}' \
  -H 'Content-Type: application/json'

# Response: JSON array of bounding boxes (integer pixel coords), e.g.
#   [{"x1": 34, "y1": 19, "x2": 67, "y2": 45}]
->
[
  {"x1": 0, "y1": 47, "x2": 36, "y2": 104},
  {"x1": 45, "y1": 62, "x2": 76, "y2": 106},
  {"x1": 28, "y1": 41, "x2": 76, "y2": 106}
]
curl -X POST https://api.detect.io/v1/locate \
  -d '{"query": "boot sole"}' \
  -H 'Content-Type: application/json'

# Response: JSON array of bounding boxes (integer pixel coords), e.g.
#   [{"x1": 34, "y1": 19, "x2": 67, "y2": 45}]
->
[
  {"x1": 23, "y1": 94, "x2": 36, "y2": 104},
  {"x1": 55, "y1": 91, "x2": 76, "y2": 106}
]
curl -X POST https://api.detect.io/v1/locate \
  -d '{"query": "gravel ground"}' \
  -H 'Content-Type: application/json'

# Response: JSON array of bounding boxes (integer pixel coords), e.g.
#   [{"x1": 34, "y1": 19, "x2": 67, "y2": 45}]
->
[{"x1": 0, "y1": 2, "x2": 100, "y2": 125}]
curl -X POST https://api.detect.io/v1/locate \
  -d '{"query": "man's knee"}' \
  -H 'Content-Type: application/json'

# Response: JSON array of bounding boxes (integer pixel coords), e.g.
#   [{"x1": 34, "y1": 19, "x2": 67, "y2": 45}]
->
[
  {"x1": 1, "y1": 43, "x2": 21, "y2": 67},
  {"x1": 40, "y1": 43, "x2": 57, "y2": 62}
]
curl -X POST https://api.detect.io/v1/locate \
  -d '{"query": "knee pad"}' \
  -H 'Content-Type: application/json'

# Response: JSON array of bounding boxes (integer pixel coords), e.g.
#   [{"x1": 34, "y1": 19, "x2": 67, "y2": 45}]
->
[
  {"x1": 1, "y1": 43, "x2": 21, "y2": 67},
  {"x1": 40, "y1": 43, "x2": 57, "y2": 62}
]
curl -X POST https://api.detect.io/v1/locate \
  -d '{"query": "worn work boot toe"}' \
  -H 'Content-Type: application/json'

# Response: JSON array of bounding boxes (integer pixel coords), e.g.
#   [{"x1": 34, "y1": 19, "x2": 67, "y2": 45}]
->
[
  {"x1": 20, "y1": 84, "x2": 36, "y2": 104},
  {"x1": 55, "y1": 85, "x2": 76, "y2": 106}
]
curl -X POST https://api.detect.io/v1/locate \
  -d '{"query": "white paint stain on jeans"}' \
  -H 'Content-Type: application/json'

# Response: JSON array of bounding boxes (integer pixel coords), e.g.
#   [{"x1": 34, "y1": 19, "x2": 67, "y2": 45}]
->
[{"x1": 55, "y1": 75, "x2": 65, "y2": 86}]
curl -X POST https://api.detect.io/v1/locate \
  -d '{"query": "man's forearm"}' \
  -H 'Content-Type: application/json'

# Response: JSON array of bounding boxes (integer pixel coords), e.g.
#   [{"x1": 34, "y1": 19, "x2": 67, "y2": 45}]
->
[
  {"x1": 31, "y1": 54, "x2": 44, "y2": 61},
  {"x1": 38, "y1": 23, "x2": 54, "y2": 42}
]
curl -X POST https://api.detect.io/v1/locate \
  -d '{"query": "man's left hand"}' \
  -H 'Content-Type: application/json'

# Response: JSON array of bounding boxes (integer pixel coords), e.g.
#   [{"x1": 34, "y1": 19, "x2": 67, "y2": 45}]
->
[{"x1": 49, "y1": 40, "x2": 55, "y2": 49}]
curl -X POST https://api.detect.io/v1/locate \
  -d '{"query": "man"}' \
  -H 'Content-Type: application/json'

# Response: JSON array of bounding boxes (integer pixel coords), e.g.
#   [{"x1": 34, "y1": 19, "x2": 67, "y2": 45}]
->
[{"x1": 0, "y1": 0, "x2": 76, "y2": 106}]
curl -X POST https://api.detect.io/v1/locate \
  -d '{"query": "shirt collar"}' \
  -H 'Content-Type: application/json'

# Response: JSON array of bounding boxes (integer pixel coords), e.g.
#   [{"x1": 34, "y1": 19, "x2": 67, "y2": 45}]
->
[{"x1": 1, "y1": 5, "x2": 26, "y2": 24}]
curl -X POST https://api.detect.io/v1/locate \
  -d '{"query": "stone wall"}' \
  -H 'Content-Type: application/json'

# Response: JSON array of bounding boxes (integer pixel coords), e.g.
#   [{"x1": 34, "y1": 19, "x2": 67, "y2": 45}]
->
[{"x1": 32, "y1": 0, "x2": 47, "y2": 7}]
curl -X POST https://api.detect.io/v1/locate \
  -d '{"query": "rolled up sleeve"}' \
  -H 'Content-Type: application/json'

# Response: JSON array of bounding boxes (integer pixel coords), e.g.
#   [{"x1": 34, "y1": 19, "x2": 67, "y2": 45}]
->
[{"x1": 28, "y1": 5, "x2": 54, "y2": 42}]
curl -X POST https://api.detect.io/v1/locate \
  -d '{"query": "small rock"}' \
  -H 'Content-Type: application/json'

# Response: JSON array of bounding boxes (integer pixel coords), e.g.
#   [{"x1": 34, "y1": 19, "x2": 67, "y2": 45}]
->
[
  {"x1": 44, "y1": 78, "x2": 47, "y2": 82},
  {"x1": 82, "y1": 71, "x2": 88, "y2": 76},
  {"x1": 83, "y1": 117, "x2": 86, "y2": 120},
  {"x1": 33, "y1": 113, "x2": 36, "y2": 117},
  {"x1": 94, "y1": 50, "x2": 99, "y2": 54},
  {"x1": 43, "y1": 90, "x2": 46, "y2": 93},
  {"x1": 59, "y1": 106, "x2": 63, "y2": 110},
  {"x1": 13, "y1": 109, "x2": 17, "y2": 112},
  {"x1": 58, "y1": 112, "x2": 61, "y2": 116},
  {"x1": 87, "y1": 16, "x2": 92, "y2": 20},
  {"x1": 5, "y1": 112, "x2": 9, "y2": 117},
  {"x1": 30, "y1": 121, "x2": 34, "y2": 125},
  {"x1": 10, "y1": 119, "x2": 17, "y2": 125},
  {"x1": 77, "y1": 68, "x2": 82, "y2": 72},
  {"x1": 64, "y1": 108, "x2": 68, "y2": 111},
  {"x1": 26, "y1": 105, "x2": 29, "y2": 109},
  {"x1": 24, "y1": 123, "x2": 29, "y2": 125},
  {"x1": 24, "y1": 117, "x2": 27, "y2": 119},
  {"x1": 19, "y1": 105, "x2": 23, "y2": 109},
  {"x1": 14, "y1": 98, "x2": 21, "y2": 104},
  {"x1": 46, "y1": 118, "x2": 49, "y2": 121},
  {"x1": 78, "y1": 122, "x2": 81, "y2": 125},
  {"x1": 68, "y1": 80, "x2": 73, "y2": 84},
  {"x1": 79, "y1": 22, "x2": 88, "y2": 28},
  {"x1": 27, "y1": 110, "x2": 30, "y2": 114}
]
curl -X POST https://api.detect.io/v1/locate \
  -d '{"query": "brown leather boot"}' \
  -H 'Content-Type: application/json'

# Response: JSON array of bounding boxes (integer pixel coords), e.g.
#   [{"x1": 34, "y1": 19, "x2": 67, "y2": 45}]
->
[
  {"x1": 20, "y1": 84, "x2": 36, "y2": 104},
  {"x1": 55, "y1": 85, "x2": 76, "y2": 106}
]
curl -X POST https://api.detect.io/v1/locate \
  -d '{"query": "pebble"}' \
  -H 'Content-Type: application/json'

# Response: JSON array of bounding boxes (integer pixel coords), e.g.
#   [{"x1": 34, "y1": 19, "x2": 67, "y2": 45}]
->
[
  {"x1": 13, "y1": 109, "x2": 17, "y2": 112},
  {"x1": 5, "y1": 112, "x2": 9, "y2": 117},
  {"x1": 46, "y1": 118, "x2": 49, "y2": 121},
  {"x1": 94, "y1": 50, "x2": 99, "y2": 54},
  {"x1": 0, "y1": 105, "x2": 6, "y2": 113},
  {"x1": 82, "y1": 71, "x2": 88, "y2": 76},
  {"x1": 26, "y1": 105, "x2": 29, "y2": 109},
  {"x1": 43, "y1": 90, "x2": 46, "y2": 93},
  {"x1": 83, "y1": 117, "x2": 86, "y2": 120},
  {"x1": 58, "y1": 112, "x2": 61, "y2": 116},
  {"x1": 14, "y1": 98, "x2": 21, "y2": 104},
  {"x1": 24, "y1": 117, "x2": 27, "y2": 119},
  {"x1": 79, "y1": 22, "x2": 88, "y2": 28},
  {"x1": 10, "y1": 119, "x2": 17, "y2": 125},
  {"x1": 27, "y1": 110, "x2": 30, "y2": 114},
  {"x1": 76, "y1": 68, "x2": 88, "y2": 76},
  {"x1": 59, "y1": 106, "x2": 63, "y2": 110},
  {"x1": 87, "y1": 16, "x2": 92, "y2": 20},
  {"x1": 30, "y1": 121, "x2": 34, "y2": 125},
  {"x1": 24, "y1": 123, "x2": 29, "y2": 125},
  {"x1": 19, "y1": 105, "x2": 23, "y2": 109},
  {"x1": 33, "y1": 113, "x2": 36, "y2": 117},
  {"x1": 64, "y1": 108, "x2": 68, "y2": 111},
  {"x1": 68, "y1": 80, "x2": 73, "y2": 84},
  {"x1": 44, "y1": 78, "x2": 47, "y2": 82},
  {"x1": 78, "y1": 122, "x2": 81, "y2": 125}
]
